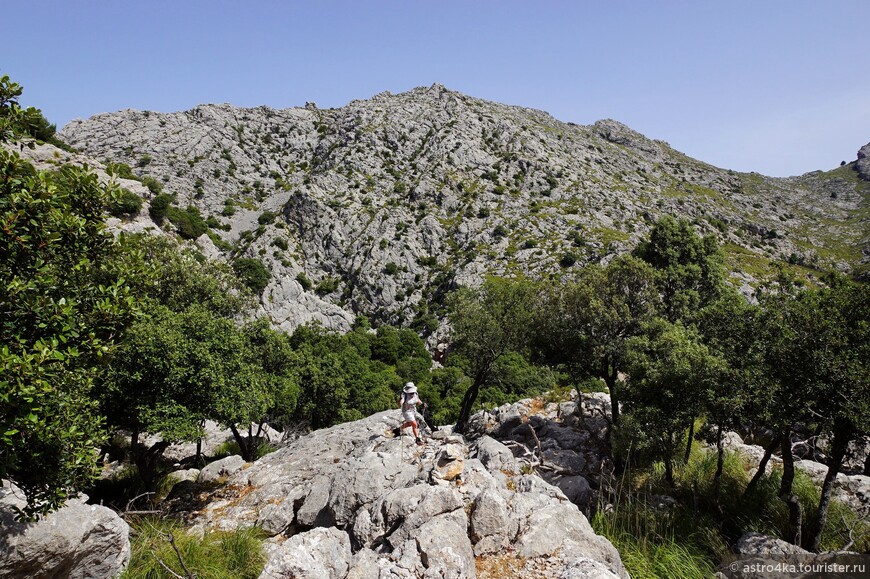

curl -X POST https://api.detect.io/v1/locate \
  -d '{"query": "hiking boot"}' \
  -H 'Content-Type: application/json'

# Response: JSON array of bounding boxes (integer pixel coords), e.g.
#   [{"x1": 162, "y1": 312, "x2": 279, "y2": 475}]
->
[{"x1": 415, "y1": 438, "x2": 425, "y2": 446}]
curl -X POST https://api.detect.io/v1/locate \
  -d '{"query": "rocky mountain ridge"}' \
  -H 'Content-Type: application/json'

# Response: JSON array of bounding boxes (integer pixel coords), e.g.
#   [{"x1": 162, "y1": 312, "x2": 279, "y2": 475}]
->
[{"x1": 58, "y1": 85, "x2": 870, "y2": 333}]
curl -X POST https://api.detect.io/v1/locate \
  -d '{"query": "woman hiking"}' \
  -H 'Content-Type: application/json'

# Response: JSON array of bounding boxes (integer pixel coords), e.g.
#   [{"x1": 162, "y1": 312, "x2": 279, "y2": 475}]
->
[{"x1": 398, "y1": 382, "x2": 425, "y2": 446}]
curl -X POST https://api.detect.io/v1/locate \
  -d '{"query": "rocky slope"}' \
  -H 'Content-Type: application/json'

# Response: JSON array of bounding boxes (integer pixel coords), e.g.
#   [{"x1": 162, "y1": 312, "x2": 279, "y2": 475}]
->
[
  {"x1": 178, "y1": 401, "x2": 628, "y2": 579},
  {"x1": 59, "y1": 85, "x2": 870, "y2": 332}
]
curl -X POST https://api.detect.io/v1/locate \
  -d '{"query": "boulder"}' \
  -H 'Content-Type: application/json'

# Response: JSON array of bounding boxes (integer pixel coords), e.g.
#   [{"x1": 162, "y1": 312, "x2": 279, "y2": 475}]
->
[
  {"x1": 197, "y1": 454, "x2": 245, "y2": 483},
  {"x1": 258, "y1": 526, "x2": 351, "y2": 579},
  {"x1": 416, "y1": 512, "x2": 476, "y2": 578},
  {"x1": 470, "y1": 489, "x2": 513, "y2": 555},
  {"x1": 474, "y1": 436, "x2": 518, "y2": 474},
  {"x1": 0, "y1": 481, "x2": 131, "y2": 579}
]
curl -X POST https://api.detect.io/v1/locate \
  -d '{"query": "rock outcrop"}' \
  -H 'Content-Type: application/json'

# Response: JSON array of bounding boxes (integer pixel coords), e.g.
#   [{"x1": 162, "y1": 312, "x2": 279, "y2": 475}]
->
[
  {"x1": 0, "y1": 481, "x2": 131, "y2": 579},
  {"x1": 55, "y1": 87, "x2": 869, "y2": 332},
  {"x1": 187, "y1": 407, "x2": 628, "y2": 578}
]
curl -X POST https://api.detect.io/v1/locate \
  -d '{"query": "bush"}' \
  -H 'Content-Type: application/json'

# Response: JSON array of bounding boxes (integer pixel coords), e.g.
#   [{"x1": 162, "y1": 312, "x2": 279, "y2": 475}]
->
[
  {"x1": 140, "y1": 175, "x2": 163, "y2": 195},
  {"x1": 167, "y1": 205, "x2": 208, "y2": 239},
  {"x1": 492, "y1": 224, "x2": 508, "y2": 237},
  {"x1": 560, "y1": 252, "x2": 577, "y2": 267},
  {"x1": 258, "y1": 210, "x2": 278, "y2": 225},
  {"x1": 384, "y1": 262, "x2": 399, "y2": 276},
  {"x1": 136, "y1": 154, "x2": 152, "y2": 168},
  {"x1": 232, "y1": 258, "x2": 270, "y2": 294},
  {"x1": 105, "y1": 162, "x2": 137, "y2": 180},
  {"x1": 109, "y1": 189, "x2": 143, "y2": 217},
  {"x1": 271, "y1": 237, "x2": 288, "y2": 251},
  {"x1": 315, "y1": 276, "x2": 339, "y2": 296},
  {"x1": 148, "y1": 193, "x2": 173, "y2": 223},
  {"x1": 296, "y1": 272, "x2": 312, "y2": 291}
]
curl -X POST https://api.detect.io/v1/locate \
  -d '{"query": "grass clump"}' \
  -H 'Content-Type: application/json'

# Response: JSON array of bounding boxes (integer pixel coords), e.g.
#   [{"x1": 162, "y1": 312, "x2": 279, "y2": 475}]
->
[
  {"x1": 212, "y1": 440, "x2": 277, "y2": 461},
  {"x1": 123, "y1": 517, "x2": 266, "y2": 579}
]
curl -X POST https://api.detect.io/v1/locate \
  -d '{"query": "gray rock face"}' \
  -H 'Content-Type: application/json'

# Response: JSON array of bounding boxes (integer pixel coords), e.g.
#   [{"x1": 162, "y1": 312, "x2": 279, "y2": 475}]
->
[
  {"x1": 259, "y1": 526, "x2": 352, "y2": 579},
  {"x1": 55, "y1": 87, "x2": 869, "y2": 333},
  {"x1": 0, "y1": 481, "x2": 131, "y2": 579},
  {"x1": 189, "y1": 408, "x2": 628, "y2": 578},
  {"x1": 857, "y1": 142, "x2": 870, "y2": 182},
  {"x1": 197, "y1": 454, "x2": 246, "y2": 483}
]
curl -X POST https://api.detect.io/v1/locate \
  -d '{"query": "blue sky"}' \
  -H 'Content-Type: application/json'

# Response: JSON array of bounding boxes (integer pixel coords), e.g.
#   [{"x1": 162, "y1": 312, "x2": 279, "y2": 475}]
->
[{"x1": 5, "y1": 1, "x2": 868, "y2": 176}]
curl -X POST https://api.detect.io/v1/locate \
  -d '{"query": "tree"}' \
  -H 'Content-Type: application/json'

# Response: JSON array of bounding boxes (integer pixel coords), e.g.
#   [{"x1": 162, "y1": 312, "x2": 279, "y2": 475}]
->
[
  {"x1": 535, "y1": 255, "x2": 658, "y2": 425},
  {"x1": 449, "y1": 278, "x2": 537, "y2": 433},
  {"x1": 634, "y1": 215, "x2": 724, "y2": 324},
  {"x1": 0, "y1": 150, "x2": 139, "y2": 516},
  {"x1": 623, "y1": 318, "x2": 725, "y2": 487},
  {"x1": 696, "y1": 288, "x2": 763, "y2": 503},
  {"x1": 760, "y1": 276, "x2": 870, "y2": 550}
]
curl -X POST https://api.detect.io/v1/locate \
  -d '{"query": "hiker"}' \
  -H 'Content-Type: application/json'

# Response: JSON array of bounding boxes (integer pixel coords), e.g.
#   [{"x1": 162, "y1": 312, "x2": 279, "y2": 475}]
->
[{"x1": 398, "y1": 382, "x2": 425, "y2": 446}]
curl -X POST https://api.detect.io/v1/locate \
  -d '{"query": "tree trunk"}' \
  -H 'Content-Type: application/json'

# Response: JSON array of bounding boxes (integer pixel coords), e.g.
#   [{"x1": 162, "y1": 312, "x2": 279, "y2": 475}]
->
[
  {"x1": 713, "y1": 425, "x2": 724, "y2": 509},
  {"x1": 602, "y1": 360, "x2": 620, "y2": 425},
  {"x1": 806, "y1": 428, "x2": 849, "y2": 552},
  {"x1": 229, "y1": 424, "x2": 251, "y2": 462},
  {"x1": 779, "y1": 428, "x2": 802, "y2": 546},
  {"x1": 684, "y1": 419, "x2": 695, "y2": 463},
  {"x1": 744, "y1": 438, "x2": 779, "y2": 496},
  {"x1": 454, "y1": 372, "x2": 485, "y2": 434},
  {"x1": 134, "y1": 440, "x2": 170, "y2": 490},
  {"x1": 130, "y1": 425, "x2": 139, "y2": 454}
]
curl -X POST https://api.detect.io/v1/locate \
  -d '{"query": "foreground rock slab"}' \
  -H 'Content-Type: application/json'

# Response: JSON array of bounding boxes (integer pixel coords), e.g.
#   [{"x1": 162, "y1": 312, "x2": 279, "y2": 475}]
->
[
  {"x1": 0, "y1": 481, "x2": 131, "y2": 579},
  {"x1": 189, "y1": 409, "x2": 627, "y2": 578}
]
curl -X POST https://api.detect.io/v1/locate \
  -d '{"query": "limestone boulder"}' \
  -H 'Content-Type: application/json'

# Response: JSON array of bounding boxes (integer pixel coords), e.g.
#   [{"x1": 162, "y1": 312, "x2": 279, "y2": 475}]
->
[{"x1": 0, "y1": 481, "x2": 131, "y2": 579}]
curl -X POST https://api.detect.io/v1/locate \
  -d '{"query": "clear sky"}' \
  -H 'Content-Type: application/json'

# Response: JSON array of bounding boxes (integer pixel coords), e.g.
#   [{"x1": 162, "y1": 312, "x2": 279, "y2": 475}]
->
[{"x1": 4, "y1": 1, "x2": 868, "y2": 177}]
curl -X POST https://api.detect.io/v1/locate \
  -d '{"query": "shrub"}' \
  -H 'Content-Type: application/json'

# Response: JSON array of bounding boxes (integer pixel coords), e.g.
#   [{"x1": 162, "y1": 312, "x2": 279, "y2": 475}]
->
[
  {"x1": 384, "y1": 262, "x2": 399, "y2": 276},
  {"x1": 560, "y1": 252, "x2": 577, "y2": 267},
  {"x1": 109, "y1": 189, "x2": 143, "y2": 217},
  {"x1": 232, "y1": 258, "x2": 270, "y2": 294},
  {"x1": 167, "y1": 205, "x2": 208, "y2": 239},
  {"x1": 477, "y1": 207, "x2": 490, "y2": 218},
  {"x1": 271, "y1": 237, "x2": 288, "y2": 251},
  {"x1": 523, "y1": 239, "x2": 537, "y2": 249},
  {"x1": 105, "y1": 162, "x2": 137, "y2": 180},
  {"x1": 136, "y1": 154, "x2": 152, "y2": 168},
  {"x1": 258, "y1": 210, "x2": 278, "y2": 225},
  {"x1": 492, "y1": 224, "x2": 509, "y2": 237},
  {"x1": 140, "y1": 175, "x2": 163, "y2": 195},
  {"x1": 296, "y1": 273, "x2": 312, "y2": 291},
  {"x1": 315, "y1": 277, "x2": 339, "y2": 296},
  {"x1": 148, "y1": 193, "x2": 173, "y2": 223}
]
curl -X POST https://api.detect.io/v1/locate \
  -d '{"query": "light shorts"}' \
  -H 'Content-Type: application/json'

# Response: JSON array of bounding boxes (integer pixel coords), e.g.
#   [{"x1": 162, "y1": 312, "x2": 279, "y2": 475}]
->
[{"x1": 402, "y1": 409, "x2": 417, "y2": 424}]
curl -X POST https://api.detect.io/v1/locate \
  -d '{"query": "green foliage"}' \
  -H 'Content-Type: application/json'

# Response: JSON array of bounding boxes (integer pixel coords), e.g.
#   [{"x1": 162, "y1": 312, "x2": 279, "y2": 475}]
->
[
  {"x1": 123, "y1": 518, "x2": 266, "y2": 579},
  {"x1": 634, "y1": 215, "x2": 725, "y2": 323},
  {"x1": 315, "y1": 276, "x2": 339, "y2": 296},
  {"x1": 622, "y1": 319, "x2": 725, "y2": 480},
  {"x1": 166, "y1": 205, "x2": 208, "y2": 239},
  {"x1": 109, "y1": 188, "x2": 144, "y2": 217},
  {"x1": 289, "y1": 325, "x2": 399, "y2": 428},
  {"x1": 559, "y1": 251, "x2": 577, "y2": 268},
  {"x1": 0, "y1": 74, "x2": 53, "y2": 144},
  {"x1": 232, "y1": 258, "x2": 271, "y2": 294},
  {"x1": 258, "y1": 210, "x2": 278, "y2": 225},
  {"x1": 296, "y1": 272, "x2": 312, "y2": 291},
  {"x1": 140, "y1": 175, "x2": 163, "y2": 195},
  {"x1": 148, "y1": 193, "x2": 173, "y2": 223},
  {"x1": 448, "y1": 277, "x2": 538, "y2": 431},
  {"x1": 0, "y1": 149, "x2": 139, "y2": 517},
  {"x1": 384, "y1": 262, "x2": 399, "y2": 275},
  {"x1": 105, "y1": 162, "x2": 137, "y2": 180}
]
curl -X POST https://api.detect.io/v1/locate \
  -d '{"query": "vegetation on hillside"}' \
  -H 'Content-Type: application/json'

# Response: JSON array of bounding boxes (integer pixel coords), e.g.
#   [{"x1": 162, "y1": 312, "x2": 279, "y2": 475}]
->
[{"x1": 2, "y1": 75, "x2": 867, "y2": 576}]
